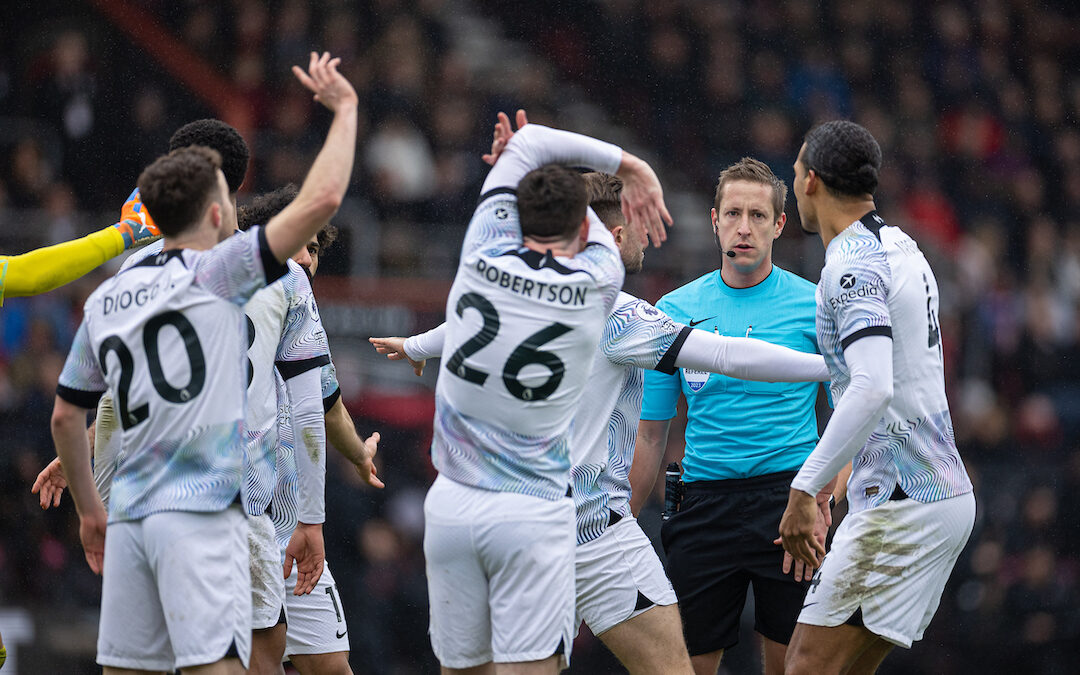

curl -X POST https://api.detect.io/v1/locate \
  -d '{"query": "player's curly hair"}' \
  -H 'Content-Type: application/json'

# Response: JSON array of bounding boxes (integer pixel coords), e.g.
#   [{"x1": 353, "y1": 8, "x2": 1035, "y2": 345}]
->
[
  {"x1": 584, "y1": 172, "x2": 624, "y2": 230},
  {"x1": 169, "y1": 119, "x2": 250, "y2": 194},
  {"x1": 803, "y1": 121, "x2": 882, "y2": 198},
  {"x1": 238, "y1": 183, "x2": 339, "y2": 252},
  {"x1": 238, "y1": 184, "x2": 299, "y2": 231},
  {"x1": 137, "y1": 146, "x2": 222, "y2": 237},
  {"x1": 517, "y1": 164, "x2": 587, "y2": 241}
]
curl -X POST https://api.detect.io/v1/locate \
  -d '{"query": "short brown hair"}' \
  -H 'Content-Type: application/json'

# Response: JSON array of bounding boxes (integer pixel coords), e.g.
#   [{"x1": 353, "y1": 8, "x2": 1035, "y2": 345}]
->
[
  {"x1": 584, "y1": 172, "x2": 624, "y2": 230},
  {"x1": 517, "y1": 164, "x2": 588, "y2": 241},
  {"x1": 713, "y1": 157, "x2": 787, "y2": 222},
  {"x1": 138, "y1": 146, "x2": 223, "y2": 237},
  {"x1": 238, "y1": 183, "x2": 339, "y2": 252}
]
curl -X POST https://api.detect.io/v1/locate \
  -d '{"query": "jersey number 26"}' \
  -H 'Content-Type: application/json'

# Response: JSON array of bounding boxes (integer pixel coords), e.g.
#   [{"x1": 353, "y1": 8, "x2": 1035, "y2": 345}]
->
[{"x1": 446, "y1": 292, "x2": 571, "y2": 402}]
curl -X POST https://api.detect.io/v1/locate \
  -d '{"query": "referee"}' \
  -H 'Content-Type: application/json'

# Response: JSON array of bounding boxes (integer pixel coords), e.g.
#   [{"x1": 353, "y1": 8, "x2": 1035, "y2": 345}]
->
[{"x1": 630, "y1": 158, "x2": 831, "y2": 675}]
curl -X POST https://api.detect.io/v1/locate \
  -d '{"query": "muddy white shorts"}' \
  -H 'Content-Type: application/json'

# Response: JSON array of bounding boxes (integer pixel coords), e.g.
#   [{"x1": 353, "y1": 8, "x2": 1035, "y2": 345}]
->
[
  {"x1": 424, "y1": 475, "x2": 575, "y2": 669},
  {"x1": 97, "y1": 506, "x2": 251, "y2": 671},
  {"x1": 575, "y1": 515, "x2": 677, "y2": 636},
  {"x1": 798, "y1": 492, "x2": 976, "y2": 647},
  {"x1": 249, "y1": 512, "x2": 287, "y2": 630}
]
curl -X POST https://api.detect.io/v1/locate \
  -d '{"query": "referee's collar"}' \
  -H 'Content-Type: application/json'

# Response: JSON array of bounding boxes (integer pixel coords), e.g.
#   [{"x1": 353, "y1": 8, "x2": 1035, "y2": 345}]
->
[{"x1": 713, "y1": 264, "x2": 779, "y2": 297}]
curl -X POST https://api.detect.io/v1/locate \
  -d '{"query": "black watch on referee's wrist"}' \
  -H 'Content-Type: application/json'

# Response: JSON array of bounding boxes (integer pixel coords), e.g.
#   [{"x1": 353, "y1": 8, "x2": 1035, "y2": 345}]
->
[{"x1": 828, "y1": 495, "x2": 836, "y2": 510}]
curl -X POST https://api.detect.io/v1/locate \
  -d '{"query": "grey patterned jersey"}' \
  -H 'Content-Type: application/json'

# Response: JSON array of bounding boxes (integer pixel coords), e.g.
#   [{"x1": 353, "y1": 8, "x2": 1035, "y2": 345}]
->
[
  {"x1": 816, "y1": 212, "x2": 971, "y2": 513},
  {"x1": 571, "y1": 292, "x2": 687, "y2": 544}
]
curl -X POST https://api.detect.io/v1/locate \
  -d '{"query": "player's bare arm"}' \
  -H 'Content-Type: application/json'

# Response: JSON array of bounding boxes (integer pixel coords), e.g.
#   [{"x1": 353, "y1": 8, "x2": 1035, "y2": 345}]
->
[
  {"x1": 264, "y1": 52, "x2": 358, "y2": 263},
  {"x1": 50, "y1": 397, "x2": 107, "y2": 574},
  {"x1": 628, "y1": 418, "x2": 672, "y2": 516},
  {"x1": 325, "y1": 397, "x2": 384, "y2": 488}
]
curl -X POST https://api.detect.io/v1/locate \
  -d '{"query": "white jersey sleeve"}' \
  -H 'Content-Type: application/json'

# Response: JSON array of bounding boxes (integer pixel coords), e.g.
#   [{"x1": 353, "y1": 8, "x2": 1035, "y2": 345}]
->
[{"x1": 283, "y1": 367, "x2": 325, "y2": 524}]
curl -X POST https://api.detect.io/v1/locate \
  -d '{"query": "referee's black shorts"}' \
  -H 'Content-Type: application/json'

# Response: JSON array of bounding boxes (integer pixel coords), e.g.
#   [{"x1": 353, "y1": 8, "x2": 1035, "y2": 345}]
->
[{"x1": 660, "y1": 470, "x2": 808, "y2": 655}]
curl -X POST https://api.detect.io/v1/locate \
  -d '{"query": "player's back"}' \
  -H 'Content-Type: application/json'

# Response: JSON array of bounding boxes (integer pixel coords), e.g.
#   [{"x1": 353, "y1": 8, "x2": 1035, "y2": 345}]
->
[
  {"x1": 432, "y1": 195, "x2": 622, "y2": 500},
  {"x1": 80, "y1": 250, "x2": 248, "y2": 521},
  {"x1": 61, "y1": 229, "x2": 283, "y2": 522},
  {"x1": 818, "y1": 213, "x2": 971, "y2": 510}
]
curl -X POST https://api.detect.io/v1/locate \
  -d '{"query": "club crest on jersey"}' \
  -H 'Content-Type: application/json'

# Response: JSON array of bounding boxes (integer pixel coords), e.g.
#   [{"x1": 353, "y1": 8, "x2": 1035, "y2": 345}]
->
[
  {"x1": 683, "y1": 369, "x2": 709, "y2": 392},
  {"x1": 635, "y1": 303, "x2": 662, "y2": 322}
]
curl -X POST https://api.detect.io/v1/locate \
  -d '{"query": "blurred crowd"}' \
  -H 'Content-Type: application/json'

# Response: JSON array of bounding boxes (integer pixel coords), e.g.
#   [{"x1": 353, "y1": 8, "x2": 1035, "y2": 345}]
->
[{"x1": 1, "y1": 0, "x2": 1079, "y2": 672}]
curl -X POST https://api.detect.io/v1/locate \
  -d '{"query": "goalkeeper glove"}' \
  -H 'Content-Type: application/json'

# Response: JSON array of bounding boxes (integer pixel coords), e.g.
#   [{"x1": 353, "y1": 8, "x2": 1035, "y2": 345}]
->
[
  {"x1": 0, "y1": 643, "x2": 6, "y2": 669},
  {"x1": 113, "y1": 188, "x2": 160, "y2": 249}
]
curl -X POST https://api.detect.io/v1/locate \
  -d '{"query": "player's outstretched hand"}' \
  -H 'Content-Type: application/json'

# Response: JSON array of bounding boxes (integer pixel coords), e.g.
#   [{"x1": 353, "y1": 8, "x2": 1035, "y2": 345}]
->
[
  {"x1": 284, "y1": 522, "x2": 326, "y2": 595},
  {"x1": 113, "y1": 188, "x2": 161, "y2": 250},
  {"x1": 292, "y1": 51, "x2": 358, "y2": 113},
  {"x1": 31, "y1": 458, "x2": 68, "y2": 510},
  {"x1": 79, "y1": 504, "x2": 108, "y2": 575},
  {"x1": 617, "y1": 154, "x2": 672, "y2": 248},
  {"x1": 355, "y1": 431, "x2": 384, "y2": 488},
  {"x1": 776, "y1": 488, "x2": 826, "y2": 572},
  {"x1": 482, "y1": 109, "x2": 530, "y2": 166},
  {"x1": 368, "y1": 336, "x2": 426, "y2": 376}
]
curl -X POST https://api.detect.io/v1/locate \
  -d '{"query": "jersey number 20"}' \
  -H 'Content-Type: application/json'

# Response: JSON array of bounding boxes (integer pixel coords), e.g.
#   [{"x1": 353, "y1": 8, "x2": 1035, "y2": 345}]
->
[
  {"x1": 99, "y1": 310, "x2": 207, "y2": 429},
  {"x1": 446, "y1": 292, "x2": 571, "y2": 402}
]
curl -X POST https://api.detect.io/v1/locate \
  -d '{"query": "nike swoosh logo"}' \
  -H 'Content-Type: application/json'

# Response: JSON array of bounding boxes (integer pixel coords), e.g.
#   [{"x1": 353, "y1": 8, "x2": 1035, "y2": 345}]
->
[
  {"x1": 336, "y1": 629, "x2": 348, "y2": 639},
  {"x1": 801, "y1": 602, "x2": 818, "y2": 609},
  {"x1": 688, "y1": 316, "x2": 715, "y2": 327}
]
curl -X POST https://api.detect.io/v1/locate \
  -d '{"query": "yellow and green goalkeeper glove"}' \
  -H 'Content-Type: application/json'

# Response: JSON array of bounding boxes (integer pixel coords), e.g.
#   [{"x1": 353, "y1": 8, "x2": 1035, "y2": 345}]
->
[{"x1": 112, "y1": 188, "x2": 160, "y2": 250}]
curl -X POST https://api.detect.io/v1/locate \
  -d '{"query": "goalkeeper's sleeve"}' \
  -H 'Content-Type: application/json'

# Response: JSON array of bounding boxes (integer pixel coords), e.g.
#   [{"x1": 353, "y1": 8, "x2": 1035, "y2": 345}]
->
[{"x1": 0, "y1": 227, "x2": 125, "y2": 305}]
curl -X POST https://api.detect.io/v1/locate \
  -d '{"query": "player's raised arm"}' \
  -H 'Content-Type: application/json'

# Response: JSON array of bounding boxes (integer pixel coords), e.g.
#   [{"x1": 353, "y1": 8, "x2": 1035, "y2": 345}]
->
[
  {"x1": 263, "y1": 52, "x2": 358, "y2": 263},
  {"x1": 0, "y1": 190, "x2": 159, "y2": 303}
]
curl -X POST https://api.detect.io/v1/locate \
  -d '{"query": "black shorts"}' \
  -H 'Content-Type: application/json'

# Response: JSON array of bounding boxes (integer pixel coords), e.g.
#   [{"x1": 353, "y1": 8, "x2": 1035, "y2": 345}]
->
[{"x1": 660, "y1": 471, "x2": 808, "y2": 655}]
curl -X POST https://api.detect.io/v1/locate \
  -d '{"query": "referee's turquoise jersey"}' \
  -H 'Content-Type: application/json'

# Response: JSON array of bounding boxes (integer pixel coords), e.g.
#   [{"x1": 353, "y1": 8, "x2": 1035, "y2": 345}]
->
[{"x1": 640, "y1": 265, "x2": 823, "y2": 482}]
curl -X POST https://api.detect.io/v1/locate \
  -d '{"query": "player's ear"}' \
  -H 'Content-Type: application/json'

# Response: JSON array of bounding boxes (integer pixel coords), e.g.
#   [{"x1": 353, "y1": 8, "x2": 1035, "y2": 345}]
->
[
  {"x1": 805, "y1": 170, "x2": 819, "y2": 196},
  {"x1": 209, "y1": 201, "x2": 222, "y2": 230},
  {"x1": 578, "y1": 216, "x2": 589, "y2": 246},
  {"x1": 774, "y1": 212, "x2": 786, "y2": 239},
  {"x1": 610, "y1": 224, "x2": 624, "y2": 245}
]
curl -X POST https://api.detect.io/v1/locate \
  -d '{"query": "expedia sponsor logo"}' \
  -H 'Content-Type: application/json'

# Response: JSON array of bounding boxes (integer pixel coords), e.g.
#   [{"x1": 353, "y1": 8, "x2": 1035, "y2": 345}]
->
[
  {"x1": 683, "y1": 369, "x2": 709, "y2": 392},
  {"x1": 829, "y1": 277, "x2": 884, "y2": 310}
]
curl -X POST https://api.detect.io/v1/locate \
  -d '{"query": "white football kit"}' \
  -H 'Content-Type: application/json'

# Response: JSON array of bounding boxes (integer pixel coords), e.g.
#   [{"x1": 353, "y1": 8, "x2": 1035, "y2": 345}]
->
[
  {"x1": 408, "y1": 290, "x2": 830, "y2": 640},
  {"x1": 58, "y1": 227, "x2": 288, "y2": 670},
  {"x1": 792, "y1": 211, "x2": 975, "y2": 647},
  {"x1": 424, "y1": 124, "x2": 625, "y2": 669},
  {"x1": 243, "y1": 261, "x2": 329, "y2": 630},
  {"x1": 97, "y1": 239, "x2": 331, "y2": 632}
]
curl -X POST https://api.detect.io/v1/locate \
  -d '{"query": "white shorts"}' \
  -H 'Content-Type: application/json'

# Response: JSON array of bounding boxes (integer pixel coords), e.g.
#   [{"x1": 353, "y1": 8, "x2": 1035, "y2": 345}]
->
[
  {"x1": 97, "y1": 506, "x2": 252, "y2": 671},
  {"x1": 575, "y1": 516, "x2": 678, "y2": 636},
  {"x1": 798, "y1": 492, "x2": 976, "y2": 648},
  {"x1": 284, "y1": 561, "x2": 350, "y2": 656},
  {"x1": 424, "y1": 475, "x2": 575, "y2": 669},
  {"x1": 249, "y1": 512, "x2": 287, "y2": 630}
]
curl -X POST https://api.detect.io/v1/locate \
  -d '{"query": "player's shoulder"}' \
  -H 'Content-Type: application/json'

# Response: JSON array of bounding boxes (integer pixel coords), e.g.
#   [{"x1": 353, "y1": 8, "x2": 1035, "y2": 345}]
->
[{"x1": 119, "y1": 238, "x2": 165, "y2": 272}]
